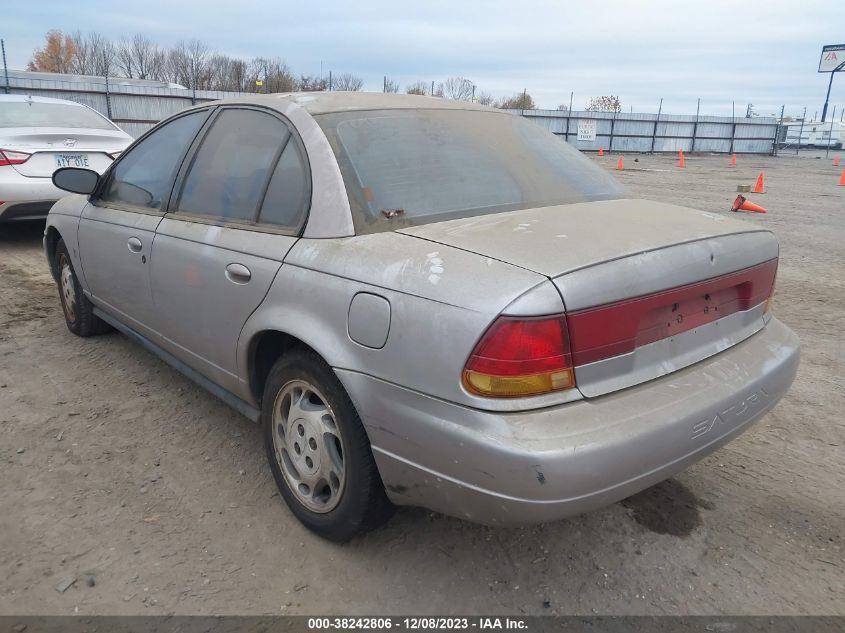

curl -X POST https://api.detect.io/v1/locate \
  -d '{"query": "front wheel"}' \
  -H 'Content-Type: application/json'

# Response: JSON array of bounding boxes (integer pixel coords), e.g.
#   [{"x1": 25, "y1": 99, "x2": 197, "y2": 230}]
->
[
  {"x1": 262, "y1": 349, "x2": 394, "y2": 541},
  {"x1": 53, "y1": 239, "x2": 111, "y2": 337}
]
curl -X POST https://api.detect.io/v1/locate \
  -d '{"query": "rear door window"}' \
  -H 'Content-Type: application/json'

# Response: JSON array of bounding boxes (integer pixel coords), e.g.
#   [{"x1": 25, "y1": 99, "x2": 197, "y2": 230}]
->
[
  {"x1": 258, "y1": 139, "x2": 310, "y2": 230},
  {"x1": 175, "y1": 108, "x2": 289, "y2": 223}
]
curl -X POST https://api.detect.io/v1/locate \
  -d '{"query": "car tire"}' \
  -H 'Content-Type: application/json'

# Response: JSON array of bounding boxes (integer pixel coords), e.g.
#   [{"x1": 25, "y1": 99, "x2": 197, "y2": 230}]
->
[
  {"x1": 54, "y1": 239, "x2": 111, "y2": 337},
  {"x1": 262, "y1": 348, "x2": 395, "y2": 541}
]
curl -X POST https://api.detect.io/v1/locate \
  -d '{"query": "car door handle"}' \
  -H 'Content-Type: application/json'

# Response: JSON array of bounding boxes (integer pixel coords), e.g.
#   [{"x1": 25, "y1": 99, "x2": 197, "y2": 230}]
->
[
  {"x1": 127, "y1": 237, "x2": 143, "y2": 253},
  {"x1": 225, "y1": 263, "x2": 251, "y2": 284}
]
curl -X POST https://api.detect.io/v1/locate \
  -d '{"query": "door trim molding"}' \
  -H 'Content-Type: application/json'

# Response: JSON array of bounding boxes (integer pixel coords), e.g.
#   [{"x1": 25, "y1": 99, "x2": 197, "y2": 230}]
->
[{"x1": 93, "y1": 307, "x2": 261, "y2": 423}]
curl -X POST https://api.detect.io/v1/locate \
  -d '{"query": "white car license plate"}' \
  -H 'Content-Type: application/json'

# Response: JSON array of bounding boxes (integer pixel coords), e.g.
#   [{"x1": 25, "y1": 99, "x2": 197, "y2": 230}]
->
[{"x1": 54, "y1": 153, "x2": 90, "y2": 168}]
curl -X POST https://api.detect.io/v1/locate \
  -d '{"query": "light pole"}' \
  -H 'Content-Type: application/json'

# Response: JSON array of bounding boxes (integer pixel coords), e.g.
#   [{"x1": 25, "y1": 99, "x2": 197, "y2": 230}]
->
[{"x1": 822, "y1": 60, "x2": 845, "y2": 122}]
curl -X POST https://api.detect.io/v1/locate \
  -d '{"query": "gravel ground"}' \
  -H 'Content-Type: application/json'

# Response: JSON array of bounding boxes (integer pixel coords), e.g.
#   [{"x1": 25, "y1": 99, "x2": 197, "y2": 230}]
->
[{"x1": 0, "y1": 151, "x2": 842, "y2": 616}]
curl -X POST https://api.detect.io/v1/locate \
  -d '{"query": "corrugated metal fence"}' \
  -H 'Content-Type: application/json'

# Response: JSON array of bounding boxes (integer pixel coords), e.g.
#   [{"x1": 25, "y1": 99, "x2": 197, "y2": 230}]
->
[
  {"x1": 517, "y1": 109, "x2": 778, "y2": 154},
  {"x1": 6, "y1": 73, "x2": 778, "y2": 153},
  {"x1": 6, "y1": 74, "x2": 234, "y2": 138}
]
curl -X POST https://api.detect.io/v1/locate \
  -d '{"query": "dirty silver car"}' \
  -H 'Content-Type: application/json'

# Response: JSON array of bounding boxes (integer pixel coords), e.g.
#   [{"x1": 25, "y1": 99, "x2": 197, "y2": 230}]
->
[{"x1": 44, "y1": 93, "x2": 799, "y2": 541}]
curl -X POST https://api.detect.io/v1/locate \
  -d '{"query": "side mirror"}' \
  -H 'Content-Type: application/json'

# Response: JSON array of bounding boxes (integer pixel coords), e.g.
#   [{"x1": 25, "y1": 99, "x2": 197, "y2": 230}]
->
[{"x1": 52, "y1": 167, "x2": 100, "y2": 195}]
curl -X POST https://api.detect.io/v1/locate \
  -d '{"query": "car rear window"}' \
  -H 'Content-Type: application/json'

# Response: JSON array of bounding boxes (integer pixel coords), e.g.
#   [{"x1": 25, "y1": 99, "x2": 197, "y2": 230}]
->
[
  {"x1": 0, "y1": 101, "x2": 117, "y2": 130},
  {"x1": 316, "y1": 109, "x2": 624, "y2": 233}
]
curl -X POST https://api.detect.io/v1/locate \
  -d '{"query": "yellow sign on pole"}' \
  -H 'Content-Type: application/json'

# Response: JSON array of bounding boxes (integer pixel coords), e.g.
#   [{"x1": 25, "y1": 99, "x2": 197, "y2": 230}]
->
[{"x1": 255, "y1": 79, "x2": 264, "y2": 87}]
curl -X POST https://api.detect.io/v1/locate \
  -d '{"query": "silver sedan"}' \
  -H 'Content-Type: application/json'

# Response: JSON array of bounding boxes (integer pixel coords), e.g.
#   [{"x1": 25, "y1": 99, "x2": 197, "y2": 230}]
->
[
  {"x1": 0, "y1": 94, "x2": 131, "y2": 222},
  {"x1": 44, "y1": 93, "x2": 799, "y2": 541}
]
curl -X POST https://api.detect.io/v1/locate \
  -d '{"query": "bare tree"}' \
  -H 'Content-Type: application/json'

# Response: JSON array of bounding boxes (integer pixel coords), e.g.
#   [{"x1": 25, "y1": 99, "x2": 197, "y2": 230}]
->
[
  {"x1": 441, "y1": 76, "x2": 474, "y2": 100},
  {"x1": 477, "y1": 92, "x2": 495, "y2": 106},
  {"x1": 211, "y1": 57, "x2": 248, "y2": 92},
  {"x1": 405, "y1": 81, "x2": 429, "y2": 95},
  {"x1": 585, "y1": 95, "x2": 621, "y2": 112},
  {"x1": 557, "y1": 104, "x2": 570, "y2": 111},
  {"x1": 165, "y1": 43, "x2": 189, "y2": 87},
  {"x1": 69, "y1": 31, "x2": 115, "y2": 76},
  {"x1": 249, "y1": 57, "x2": 297, "y2": 93},
  {"x1": 383, "y1": 77, "x2": 399, "y2": 93},
  {"x1": 116, "y1": 35, "x2": 165, "y2": 80},
  {"x1": 297, "y1": 74, "x2": 328, "y2": 92},
  {"x1": 497, "y1": 91, "x2": 535, "y2": 110},
  {"x1": 166, "y1": 39, "x2": 210, "y2": 89},
  {"x1": 333, "y1": 72, "x2": 364, "y2": 91}
]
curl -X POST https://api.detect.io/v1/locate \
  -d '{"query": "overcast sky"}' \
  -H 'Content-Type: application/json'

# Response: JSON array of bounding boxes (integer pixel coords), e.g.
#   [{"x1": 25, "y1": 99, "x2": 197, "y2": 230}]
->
[{"x1": 4, "y1": 0, "x2": 845, "y2": 118}]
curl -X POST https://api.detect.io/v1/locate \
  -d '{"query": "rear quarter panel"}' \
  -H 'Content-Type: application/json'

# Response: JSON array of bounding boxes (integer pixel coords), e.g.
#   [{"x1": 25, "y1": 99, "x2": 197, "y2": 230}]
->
[{"x1": 236, "y1": 232, "x2": 571, "y2": 410}]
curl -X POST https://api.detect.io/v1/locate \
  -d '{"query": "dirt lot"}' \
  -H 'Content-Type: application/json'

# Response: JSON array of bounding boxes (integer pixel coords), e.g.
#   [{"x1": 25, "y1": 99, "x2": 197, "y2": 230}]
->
[{"x1": 0, "y1": 152, "x2": 842, "y2": 616}]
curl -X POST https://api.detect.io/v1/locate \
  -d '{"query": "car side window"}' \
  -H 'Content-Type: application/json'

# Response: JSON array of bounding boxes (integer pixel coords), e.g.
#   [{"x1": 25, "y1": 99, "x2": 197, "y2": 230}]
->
[
  {"x1": 98, "y1": 111, "x2": 206, "y2": 210},
  {"x1": 258, "y1": 139, "x2": 310, "y2": 230},
  {"x1": 175, "y1": 109, "x2": 289, "y2": 222}
]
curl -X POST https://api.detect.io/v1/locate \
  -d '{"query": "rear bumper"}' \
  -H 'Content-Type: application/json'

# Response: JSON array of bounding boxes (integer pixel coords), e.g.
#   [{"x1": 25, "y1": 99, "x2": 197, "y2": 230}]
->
[
  {"x1": 0, "y1": 170, "x2": 62, "y2": 221},
  {"x1": 337, "y1": 317, "x2": 799, "y2": 526}
]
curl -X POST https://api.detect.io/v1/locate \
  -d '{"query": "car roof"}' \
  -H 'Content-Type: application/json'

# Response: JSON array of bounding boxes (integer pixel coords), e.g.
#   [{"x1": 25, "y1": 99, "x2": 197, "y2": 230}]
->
[
  {"x1": 203, "y1": 91, "x2": 500, "y2": 116},
  {"x1": 0, "y1": 94, "x2": 91, "y2": 107}
]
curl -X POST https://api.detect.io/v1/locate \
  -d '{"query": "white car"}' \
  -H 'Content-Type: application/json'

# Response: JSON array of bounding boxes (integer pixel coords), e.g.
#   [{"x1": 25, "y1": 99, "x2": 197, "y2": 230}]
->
[{"x1": 0, "y1": 94, "x2": 132, "y2": 222}]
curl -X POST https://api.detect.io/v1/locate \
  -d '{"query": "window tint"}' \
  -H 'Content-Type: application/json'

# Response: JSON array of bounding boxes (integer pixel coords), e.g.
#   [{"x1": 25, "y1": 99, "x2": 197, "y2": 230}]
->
[
  {"x1": 258, "y1": 140, "x2": 309, "y2": 229},
  {"x1": 176, "y1": 109, "x2": 288, "y2": 222},
  {"x1": 99, "y1": 111, "x2": 206, "y2": 209}
]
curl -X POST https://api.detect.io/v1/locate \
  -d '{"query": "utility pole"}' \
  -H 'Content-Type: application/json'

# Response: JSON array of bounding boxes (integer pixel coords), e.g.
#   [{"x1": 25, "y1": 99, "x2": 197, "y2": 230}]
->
[
  {"x1": 826, "y1": 105, "x2": 837, "y2": 158},
  {"x1": 691, "y1": 98, "x2": 701, "y2": 152},
  {"x1": 191, "y1": 57, "x2": 196, "y2": 105},
  {"x1": 773, "y1": 104, "x2": 784, "y2": 156},
  {"x1": 651, "y1": 97, "x2": 663, "y2": 154},
  {"x1": 821, "y1": 61, "x2": 845, "y2": 122},
  {"x1": 730, "y1": 101, "x2": 736, "y2": 154},
  {"x1": 1, "y1": 39, "x2": 9, "y2": 95},
  {"x1": 796, "y1": 107, "x2": 807, "y2": 154},
  {"x1": 104, "y1": 73, "x2": 112, "y2": 119}
]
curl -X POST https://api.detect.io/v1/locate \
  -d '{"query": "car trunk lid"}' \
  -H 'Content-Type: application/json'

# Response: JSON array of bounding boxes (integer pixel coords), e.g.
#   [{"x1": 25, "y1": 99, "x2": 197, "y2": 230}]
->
[
  {"x1": 1, "y1": 127, "x2": 128, "y2": 177},
  {"x1": 399, "y1": 198, "x2": 779, "y2": 397}
]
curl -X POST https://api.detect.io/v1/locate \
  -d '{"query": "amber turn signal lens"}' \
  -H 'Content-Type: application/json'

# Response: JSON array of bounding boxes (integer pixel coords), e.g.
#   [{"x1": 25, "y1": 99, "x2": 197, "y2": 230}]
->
[{"x1": 463, "y1": 368, "x2": 575, "y2": 398}]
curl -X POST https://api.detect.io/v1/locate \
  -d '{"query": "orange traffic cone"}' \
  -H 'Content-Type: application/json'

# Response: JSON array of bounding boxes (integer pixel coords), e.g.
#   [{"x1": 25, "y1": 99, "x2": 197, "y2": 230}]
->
[
  {"x1": 834, "y1": 156, "x2": 841, "y2": 167},
  {"x1": 731, "y1": 195, "x2": 766, "y2": 213},
  {"x1": 752, "y1": 172, "x2": 765, "y2": 193},
  {"x1": 679, "y1": 150, "x2": 685, "y2": 169},
  {"x1": 729, "y1": 153, "x2": 737, "y2": 166},
  {"x1": 598, "y1": 147, "x2": 604, "y2": 156},
  {"x1": 616, "y1": 156, "x2": 624, "y2": 170},
  {"x1": 839, "y1": 169, "x2": 845, "y2": 186}
]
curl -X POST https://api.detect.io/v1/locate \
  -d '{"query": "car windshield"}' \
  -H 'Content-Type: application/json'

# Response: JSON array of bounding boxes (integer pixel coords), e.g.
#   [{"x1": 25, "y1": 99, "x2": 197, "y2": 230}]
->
[
  {"x1": 0, "y1": 101, "x2": 117, "y2": 130},
  {"x1": 317, "y1": 108, "x2": 624, "y2": 233}
]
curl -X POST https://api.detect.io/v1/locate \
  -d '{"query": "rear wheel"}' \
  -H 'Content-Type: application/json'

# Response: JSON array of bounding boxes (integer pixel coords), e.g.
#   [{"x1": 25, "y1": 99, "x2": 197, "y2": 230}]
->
[
  {"x1": 262, "y1": 349, "x2": 394, "y2": 541},
  {"x1": 54, "y1": 239, "x2": 110, "y2": 337}
]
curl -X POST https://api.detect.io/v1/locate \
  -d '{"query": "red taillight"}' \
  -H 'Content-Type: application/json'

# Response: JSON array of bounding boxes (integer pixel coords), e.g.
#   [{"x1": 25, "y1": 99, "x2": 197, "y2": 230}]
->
[
  {"x1": 566, "y1": 258, "x2": 779, "y2": 366},
  {"x1": 463, "y1": 315, "x2": 576, "y2": 398},
  {"x1": 0, "y1": 149, "x2": 31, "y2": 167}
]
